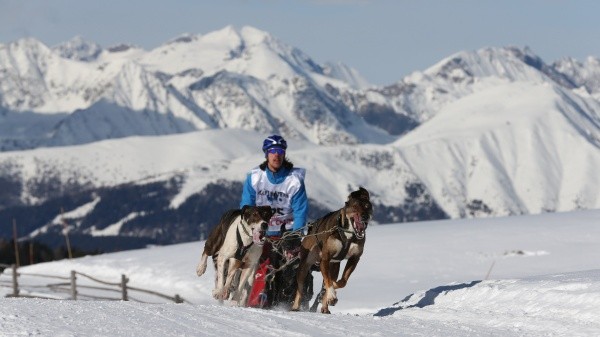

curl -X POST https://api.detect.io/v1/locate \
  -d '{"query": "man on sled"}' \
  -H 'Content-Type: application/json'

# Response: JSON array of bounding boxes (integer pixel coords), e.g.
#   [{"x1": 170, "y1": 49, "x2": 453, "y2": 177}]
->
[{"x1": 240, "y1": 135, "x2": 313, "y2": 309}]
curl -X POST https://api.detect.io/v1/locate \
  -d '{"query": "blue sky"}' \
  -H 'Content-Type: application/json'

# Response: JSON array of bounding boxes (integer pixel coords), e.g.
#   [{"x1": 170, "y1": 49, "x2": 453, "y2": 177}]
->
[{"x1": 1, "y1": 0, "x2": 599, "y2": 85}]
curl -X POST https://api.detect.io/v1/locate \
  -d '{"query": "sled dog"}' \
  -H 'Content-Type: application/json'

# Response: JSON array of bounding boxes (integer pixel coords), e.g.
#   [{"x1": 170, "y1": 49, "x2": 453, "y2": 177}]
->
[
  {"x1": 196, "y1": 205, "x2": 273, "y2": 305},
  {"x1": 291, "y1": 187, "x2": 372, "y2": 313}
]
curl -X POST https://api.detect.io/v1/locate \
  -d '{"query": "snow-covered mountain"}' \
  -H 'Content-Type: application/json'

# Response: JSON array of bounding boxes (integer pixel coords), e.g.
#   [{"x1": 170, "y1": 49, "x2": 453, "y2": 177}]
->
[
  {"x1": 553, "y1": 55, "x2": 600, "y2": 100},
  {"x1": 2, "y1": 26, "x2": 600, "y2": 253},
  {"x1": 0, "y1": 26, "x2": 392, "y2": 150}
]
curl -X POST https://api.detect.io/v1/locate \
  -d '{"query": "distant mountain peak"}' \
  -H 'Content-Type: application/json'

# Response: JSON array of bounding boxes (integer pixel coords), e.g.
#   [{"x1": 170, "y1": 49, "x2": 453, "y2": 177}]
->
[
  {"x1": 201, "y1": 25, "x2": 243, "y2": 48},
  {"x1": 553, "y1": 55, "x2": 600, "y2": 98},
  {"x1": 5, "y1": 37, "x2": 49, "y2": 54},
  {"x1": 53, "y1": 35, "x2": 103, "y2": 62},
  {"x1": 422, "y1": 46, "x2": 576, "y2": 89},
  {"x1": 167, "y1": 33, "x2": 200, "y2": 45},
  {"x1": 323, "y1": 61, "x2": 372, "y2": 89},
  {"x1": 239, "y1": 25, "x2": 273, "y2": 44}
]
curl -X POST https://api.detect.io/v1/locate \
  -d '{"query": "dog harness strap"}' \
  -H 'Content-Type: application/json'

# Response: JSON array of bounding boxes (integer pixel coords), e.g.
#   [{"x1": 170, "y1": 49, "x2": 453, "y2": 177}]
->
[
  {"x1": 331, "y1": 213, "x2": 353, "y2": 260},
  {"x1": 235, "y1": 227, "x2": 253, "y2": 260},
  {"x1": 332, "y1": 239, "x2": 352, "y2": 260},
  {"x1": 313, "y1": 220, "x2": 325, "y2": 251}
]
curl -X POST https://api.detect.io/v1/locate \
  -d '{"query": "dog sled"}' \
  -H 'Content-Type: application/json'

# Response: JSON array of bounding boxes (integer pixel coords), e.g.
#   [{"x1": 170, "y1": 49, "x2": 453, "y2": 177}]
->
[
  {"x1": 197, "y1": 188, "x2": 373, "y2": 313},
  {"x1": 245, "y1": 234, "x2": 316, "y2": 311}
]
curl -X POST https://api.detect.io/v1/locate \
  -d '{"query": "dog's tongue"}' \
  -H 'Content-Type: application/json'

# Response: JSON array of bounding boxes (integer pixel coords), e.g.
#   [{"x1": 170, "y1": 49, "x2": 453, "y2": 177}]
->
[
  {"x1": 353, "y1": 214, "x2": 365, "y2": 233},
  {"x1": 252, "y1": 229, "x2": 264, "y2": 245}
]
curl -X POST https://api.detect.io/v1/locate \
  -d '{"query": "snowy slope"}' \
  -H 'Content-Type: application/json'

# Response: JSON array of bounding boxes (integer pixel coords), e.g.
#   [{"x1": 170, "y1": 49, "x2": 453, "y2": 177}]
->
[
  {"x1": 1, "y1": 209, "x2": 599, "y2": 336},
  {"x1": 395, "y1": 79, "x2": 600, "y2": 217}
]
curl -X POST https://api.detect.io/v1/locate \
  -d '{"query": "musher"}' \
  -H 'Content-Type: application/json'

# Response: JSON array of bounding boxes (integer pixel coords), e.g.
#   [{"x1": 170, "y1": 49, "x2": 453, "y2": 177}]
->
[{"x1": 239, "y1": 134, "x2": 308, "y2": 307}]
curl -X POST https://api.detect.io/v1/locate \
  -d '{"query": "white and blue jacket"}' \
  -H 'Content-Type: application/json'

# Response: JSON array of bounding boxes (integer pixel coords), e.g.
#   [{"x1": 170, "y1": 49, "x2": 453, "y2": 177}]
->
[{"x1": 240, "y1": 166, "x2": 308, "y2": 236}]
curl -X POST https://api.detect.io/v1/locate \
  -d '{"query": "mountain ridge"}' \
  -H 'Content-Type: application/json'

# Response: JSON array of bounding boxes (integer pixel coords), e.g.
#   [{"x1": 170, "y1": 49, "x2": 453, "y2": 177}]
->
[
  {"x1": 0, "y1": 26, "x2": 394, "y2": 148},
  {"x1": 1, "y1": 26, "x2": 600, "y2": 253}
]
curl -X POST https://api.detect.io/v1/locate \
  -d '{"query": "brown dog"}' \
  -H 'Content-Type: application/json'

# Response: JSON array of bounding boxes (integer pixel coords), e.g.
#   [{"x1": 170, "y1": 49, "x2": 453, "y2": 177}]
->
[
  {"x1": 291, "y1": 187, "x2": 373, "y2": 313},
  {"x1": 196, "y1": 205, "x2": 274, "y2": 305}
]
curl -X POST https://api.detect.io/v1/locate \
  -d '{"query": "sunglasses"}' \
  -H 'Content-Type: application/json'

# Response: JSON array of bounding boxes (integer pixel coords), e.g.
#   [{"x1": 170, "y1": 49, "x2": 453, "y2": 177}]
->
[{"x1": 267, "y1": 148, "x2": 286, "y2": 155}]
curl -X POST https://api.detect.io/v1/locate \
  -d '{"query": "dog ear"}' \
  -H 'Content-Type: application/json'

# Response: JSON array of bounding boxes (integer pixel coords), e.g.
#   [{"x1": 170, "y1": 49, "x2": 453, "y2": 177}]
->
[
  {"x1": 358, "y1": 186, "x2": 369, "y2": 198},
  {"x1": 258, "y1": 206, "x2": 274, "y2": 220},
  {"x1": 358, "y1": 187, "x2": 370, "y2": 200},
  {"x1": 241, "y1": 205, "x2": 250, "y2": 219},
  {"x1": 349, "y1": 187, "x2": 370, "y2": 201}
]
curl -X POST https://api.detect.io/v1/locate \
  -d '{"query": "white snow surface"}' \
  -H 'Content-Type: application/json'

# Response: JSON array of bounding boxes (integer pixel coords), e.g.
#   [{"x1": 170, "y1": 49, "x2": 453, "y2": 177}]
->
[{"x1": 1, "y1": 209, "x2": 600, "y2": 336}]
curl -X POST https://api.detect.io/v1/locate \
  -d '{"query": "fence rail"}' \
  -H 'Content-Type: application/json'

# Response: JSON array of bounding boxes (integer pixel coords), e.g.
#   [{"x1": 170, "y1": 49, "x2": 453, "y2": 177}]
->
[{"x1": 0, "y1": 264, "x2": 187, "y2": 304}]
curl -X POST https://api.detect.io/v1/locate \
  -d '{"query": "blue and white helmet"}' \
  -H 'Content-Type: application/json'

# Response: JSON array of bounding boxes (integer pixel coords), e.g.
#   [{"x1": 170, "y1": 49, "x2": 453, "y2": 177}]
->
[{"x1": 262, "y1": 135, "x2": 287, "y2": 154}]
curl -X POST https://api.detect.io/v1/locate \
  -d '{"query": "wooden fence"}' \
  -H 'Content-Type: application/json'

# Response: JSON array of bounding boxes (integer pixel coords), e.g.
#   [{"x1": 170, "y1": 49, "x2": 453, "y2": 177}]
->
[{"x1": 0, "y1": 263, "x2": 186, "y2": 304}]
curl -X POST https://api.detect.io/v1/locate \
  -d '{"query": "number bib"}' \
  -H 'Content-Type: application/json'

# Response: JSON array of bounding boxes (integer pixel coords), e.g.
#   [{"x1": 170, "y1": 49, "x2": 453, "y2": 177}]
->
[{"x1": 249, "y1": 167, "x2": 305, "y2": 235}]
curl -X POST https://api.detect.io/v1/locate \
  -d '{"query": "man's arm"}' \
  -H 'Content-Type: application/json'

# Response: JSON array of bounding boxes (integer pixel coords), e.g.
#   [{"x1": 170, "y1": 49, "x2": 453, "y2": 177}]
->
[
  {"x1": 239, "y1": 173, "x2": 256, "y2": 208},
  {"x1": 290, "y1": 182, "x2": 308, "y2": 232}
]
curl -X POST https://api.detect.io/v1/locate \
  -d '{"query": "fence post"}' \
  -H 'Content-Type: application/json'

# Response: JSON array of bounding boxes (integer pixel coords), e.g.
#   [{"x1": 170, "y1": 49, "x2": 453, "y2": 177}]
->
[
  {"x1": 12, "y1": 220, "x2": 20, "y2": 268},
  {"x1": 70, "y1": 270, "x2": 77, "y2": 300},
  {"x1": 121, "y1": 274, "x2": 129, "y2": 301},
  {"x1": 11, "y1": 264, "x2": 19, "y2": 297}
]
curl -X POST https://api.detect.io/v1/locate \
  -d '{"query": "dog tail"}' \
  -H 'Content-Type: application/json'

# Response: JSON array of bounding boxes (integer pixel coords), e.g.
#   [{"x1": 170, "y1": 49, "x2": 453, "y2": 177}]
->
[{"x1": 196, "y1": 253, "x2": 208, "y2": 276}]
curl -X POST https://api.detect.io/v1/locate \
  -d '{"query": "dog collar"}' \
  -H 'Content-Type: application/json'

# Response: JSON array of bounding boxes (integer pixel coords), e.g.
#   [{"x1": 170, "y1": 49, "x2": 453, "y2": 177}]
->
[{"x1": 235, "y1": 226, "x2": 253, "y2": 261}]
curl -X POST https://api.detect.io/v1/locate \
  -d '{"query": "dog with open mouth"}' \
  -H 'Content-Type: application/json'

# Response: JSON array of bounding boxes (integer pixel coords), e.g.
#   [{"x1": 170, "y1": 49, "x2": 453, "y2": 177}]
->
[
  {"x1": 196, "y1": 205, "x2": 274, "y2": 306},
  {"x1": 291, "y1": 187, "x2": 373, "y2": 313}
]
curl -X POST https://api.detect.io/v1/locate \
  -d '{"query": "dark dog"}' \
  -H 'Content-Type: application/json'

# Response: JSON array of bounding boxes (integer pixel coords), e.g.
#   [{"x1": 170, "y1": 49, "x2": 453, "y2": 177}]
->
[
  {"x1": 196, "y1": 205, "x2": 274, "y2": 305},
  {"x1": 291, "y1": 187, "x2": 372, "y2": 313}
]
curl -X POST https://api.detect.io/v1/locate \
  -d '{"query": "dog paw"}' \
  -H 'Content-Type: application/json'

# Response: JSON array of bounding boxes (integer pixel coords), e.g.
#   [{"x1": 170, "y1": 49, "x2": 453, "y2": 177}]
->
[
  {"x1": 321, "y1": 307, "x2": 331, "y2": 314},
  {"x1": 290, "y1": 300, "x2": 302, "y2": 311},
  {"x1": 212, "y1": 288, "x2": 221, "y2": 300},
  {"x1": 212, "y1": 287, "x2": 230, "y2": 301}
]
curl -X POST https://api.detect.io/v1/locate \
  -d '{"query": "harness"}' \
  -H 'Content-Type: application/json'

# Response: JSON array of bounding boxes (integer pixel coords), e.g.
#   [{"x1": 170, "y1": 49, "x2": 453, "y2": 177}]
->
[
  {"x1": 234, "y1": 220, "x2": 254, "y2": 261},
  {"x1": 260, "y1": 208, "x2": 360, "y2": 280},
  {"x1": 313, "y1": 209, "x2": 357, "y2": 261}
]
